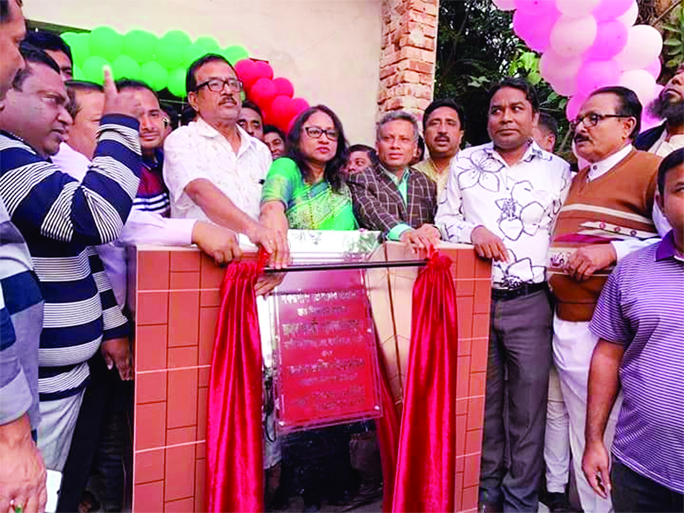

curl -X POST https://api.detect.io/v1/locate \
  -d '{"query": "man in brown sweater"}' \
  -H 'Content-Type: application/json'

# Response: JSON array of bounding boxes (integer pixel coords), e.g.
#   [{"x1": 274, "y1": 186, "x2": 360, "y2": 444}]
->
[{"x1": 548, "y1": 86, "x2": 665, "y2": 513}]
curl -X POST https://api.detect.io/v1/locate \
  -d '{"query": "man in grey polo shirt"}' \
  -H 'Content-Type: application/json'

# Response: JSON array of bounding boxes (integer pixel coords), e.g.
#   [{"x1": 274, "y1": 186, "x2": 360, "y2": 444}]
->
[{"x1": 583, "y1": 148, "x2": 684, "y2": 512}]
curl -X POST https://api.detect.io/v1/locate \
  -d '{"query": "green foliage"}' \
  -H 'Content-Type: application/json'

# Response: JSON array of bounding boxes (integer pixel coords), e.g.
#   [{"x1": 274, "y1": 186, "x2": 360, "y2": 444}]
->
[{"x1": 661, "y1": 4, "x2": 684, "y2": 70}]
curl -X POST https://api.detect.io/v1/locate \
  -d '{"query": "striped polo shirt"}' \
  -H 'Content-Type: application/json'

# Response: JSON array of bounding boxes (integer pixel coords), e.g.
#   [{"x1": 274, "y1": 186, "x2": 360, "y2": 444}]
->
[
  {"x1": 134, "y1": 149, "x2": 170, "y2": 215},
  {"x1": 0, "y1": 114, "x2": 141, "y2": 401},
  {"x1": 590, "y1": 230, "x2": 684, "y2": 494}
]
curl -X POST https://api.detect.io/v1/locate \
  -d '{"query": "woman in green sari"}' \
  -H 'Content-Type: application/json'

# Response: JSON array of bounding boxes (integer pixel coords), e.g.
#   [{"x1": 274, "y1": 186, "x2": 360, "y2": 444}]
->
[{"x1": 260, "y1": 105, "x2": 357, "y2": 231}]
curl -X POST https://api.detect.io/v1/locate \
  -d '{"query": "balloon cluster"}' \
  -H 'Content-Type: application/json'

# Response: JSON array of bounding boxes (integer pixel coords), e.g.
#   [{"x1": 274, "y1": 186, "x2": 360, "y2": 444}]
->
[
  {"x1": 61, "y1": 27, "x2": 249, "y2": 97},
  {"x1": 234, "y1": 59, "x2": 310, "y2": 133},
  {"x1": 494, "y1": 0, "x2": 664, "y2": 123}
]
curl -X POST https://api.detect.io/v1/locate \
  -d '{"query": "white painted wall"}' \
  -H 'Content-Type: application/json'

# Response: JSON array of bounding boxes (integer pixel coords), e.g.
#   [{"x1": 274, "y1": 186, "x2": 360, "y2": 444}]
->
[{"x1": 24, "y1": 0, "x2": 382, "y2": 144}]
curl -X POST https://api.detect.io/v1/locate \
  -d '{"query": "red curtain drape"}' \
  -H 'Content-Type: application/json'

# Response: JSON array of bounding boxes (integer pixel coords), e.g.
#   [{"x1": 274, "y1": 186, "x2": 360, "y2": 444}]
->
[
  {"x1": 391, "y1": 252, "x2": 459, "y2": 512},
  {"x1": 206, "y1": 261, "x2": 264, "y2": 513}
]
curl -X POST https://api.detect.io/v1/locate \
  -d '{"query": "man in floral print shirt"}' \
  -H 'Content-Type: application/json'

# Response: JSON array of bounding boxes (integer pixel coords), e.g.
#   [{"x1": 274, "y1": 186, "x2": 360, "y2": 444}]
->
[{"x1": 436, "y1": 78, "x2": 571, "y2": 512}]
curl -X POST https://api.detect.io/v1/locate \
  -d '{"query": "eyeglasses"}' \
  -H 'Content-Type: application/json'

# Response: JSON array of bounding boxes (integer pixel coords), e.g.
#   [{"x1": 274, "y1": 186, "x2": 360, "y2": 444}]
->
[
  {"x1": 303, "y1": 126, "x2": 338, "y2": 141},
  {"x1": 195, "y1": 78, "x2": 244, "y2": 93},
  {"x1": 571, "y1": 113, "x2": 629, "y2": 129}
]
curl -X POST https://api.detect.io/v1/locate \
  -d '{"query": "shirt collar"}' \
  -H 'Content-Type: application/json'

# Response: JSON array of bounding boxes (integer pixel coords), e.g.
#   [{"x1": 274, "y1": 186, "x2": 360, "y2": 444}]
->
[
  {"x1": 483, "y1": 139, "x2": 546, "y2": 166},
  {"x1": 656, "y1": 230, "x2": 684, "y2": 262},
  {"x1": 194, "y1": 116, "x2": 259, "y2": 155},
  {"x1": 587, "y1": 144, "x2": 633, "y2": 177},
  {"x1": 381, "y1": 165, "x2": 410, "y2": 186}
]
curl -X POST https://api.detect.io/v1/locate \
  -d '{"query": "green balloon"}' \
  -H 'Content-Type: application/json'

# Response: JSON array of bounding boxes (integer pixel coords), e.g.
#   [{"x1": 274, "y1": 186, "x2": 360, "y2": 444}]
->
[
  {"x1": 141, "y1": 61, "x2": 168, "y2": 91},
  {"x1": 72, "y1": 65, "x2": 85, "y2": 80},
  {"x1": 82, "y1": 56, "x2": 110, "y2": 84},
  {"x1": 155, "y1": 31, "x2": 191, "y2": 70},
  {"x1": 223, "y1": 45, "x2": 249, "y2": 66},
  {"x1": 167, "y1": 67, "x2": 187, "y2": 98},
  {"x1": 112, "y1": 55, "x2": 141, "y2": 80},
  {"x1": 88, "y1": 26, "x2": 123, "y2": 61},
  {"x1": 123, "y1": 30, "x2": 158, "y2": 64},
  {"x1": 183, "y1": 41, "x2": 210, "y2": 67},
  {"x1": 194, "y1": 36, "x2": 220, "y2": 52},
  {"x1": 61, "y1": 33, "x2": 90, "y2": 67}
]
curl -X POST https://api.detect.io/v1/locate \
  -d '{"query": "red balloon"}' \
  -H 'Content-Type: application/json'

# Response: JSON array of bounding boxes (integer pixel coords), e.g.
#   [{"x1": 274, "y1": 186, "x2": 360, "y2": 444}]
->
[
  {"x1": 249, "y1": 78, "x2": 277, "y2": 108},
  {"x1": 273, "y1": 77, "x2": 294, "y2": 98},
  {"x1": 288, "y1": 97, "x2": 310, "y2": 119},
  {"x1": 270, "y1": 95, "x2": 294, "y2": 125},
  {"x1": 254, "y1": 60, "x2": 274, "y2": 80},
  {"x1": 261, "y1": 105, "x2": 276, "y2": 127},
  {"x1": 234, "y1": 59, "x2": 259, "y2": 89}
]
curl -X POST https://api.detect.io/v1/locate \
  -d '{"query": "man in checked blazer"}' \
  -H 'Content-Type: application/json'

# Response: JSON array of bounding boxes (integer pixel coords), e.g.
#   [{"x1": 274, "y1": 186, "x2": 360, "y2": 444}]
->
[{"x1": 347, "y1": 111, "x2": 441, "y2": 250}]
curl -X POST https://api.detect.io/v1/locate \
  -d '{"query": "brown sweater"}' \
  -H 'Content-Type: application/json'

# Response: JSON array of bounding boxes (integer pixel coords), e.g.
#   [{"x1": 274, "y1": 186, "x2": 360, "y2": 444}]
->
[{"x1": 549, "y1": 149, "x2": 661, "y2": 322}]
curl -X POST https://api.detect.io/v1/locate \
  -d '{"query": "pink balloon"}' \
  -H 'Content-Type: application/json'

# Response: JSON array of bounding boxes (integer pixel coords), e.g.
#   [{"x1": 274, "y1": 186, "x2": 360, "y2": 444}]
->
[
  {"x1": 617, "y1": 1, "x2": 638, "y2": 26},
  {"x1": 515, "y1": 0, "x2": 556, "y2": 15},
  {"x1": 593, "y1": 0, "x2": 633, "y2": 21},
  {"x1": 273, "y1": 77, "x2": 294, "y2": 98},
  {"x1": 645, "y1": 58, "x2": 662, "y2": 79},
  {"x1": 566, "y1": 94, "x2": 588, "y2": 121},
  {"x1": 249, "y1": 78, "x2": 277, "y2": 108},
  {"x1": 576, "y1": 59, "x2": 621, "y2": 97},
  {"x1": 234, "y1": 59, "x2": 259, "y2": 89},
  {"x1": 584, "y1": 20, "x2": 628, "y2": 60},
  {"x1": 289, "y1": 97, "x2": 309, "y2": 119},
  {"x1": 270, "y1": 95, "x2": 293, "y2": 125},
  {"x1": 550, "y1": 15, "x2": 598, "y2": 57},
  {"x1": 513, "y1": 7, "x2": 560, "y2": 52},
  {"x1": 254, "y1": 60, "x2": 274, "y2": 80}
]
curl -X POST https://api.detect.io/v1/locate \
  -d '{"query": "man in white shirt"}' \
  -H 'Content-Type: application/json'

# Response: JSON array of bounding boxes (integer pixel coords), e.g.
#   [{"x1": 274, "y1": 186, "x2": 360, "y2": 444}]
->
[
  {"x1": 163, "y1": 54, "x2": 288, "y2": 267},
  {"x1": 436, "y1": 78, "x2": 571, "y2": 512}
]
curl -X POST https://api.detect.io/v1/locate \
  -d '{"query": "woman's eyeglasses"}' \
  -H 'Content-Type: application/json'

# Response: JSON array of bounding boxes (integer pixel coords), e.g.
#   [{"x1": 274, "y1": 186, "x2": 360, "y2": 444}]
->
[{"x1": 303, "y1": 126, "x2": 338, "y2": 141}]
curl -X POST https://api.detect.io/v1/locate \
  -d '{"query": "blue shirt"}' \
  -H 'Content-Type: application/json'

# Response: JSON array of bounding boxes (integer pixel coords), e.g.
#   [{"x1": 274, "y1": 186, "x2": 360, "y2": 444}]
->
[{"x1": 590, "y1": 231, "x2": 684, "y2": 493}]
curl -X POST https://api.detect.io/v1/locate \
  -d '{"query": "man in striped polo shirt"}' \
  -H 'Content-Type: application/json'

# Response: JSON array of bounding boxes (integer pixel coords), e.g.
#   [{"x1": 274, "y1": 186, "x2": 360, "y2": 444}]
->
[
  {"x1": 0, "y1": 45, "x2": 143, "y2": 472},
  {"x1": 582, "y1": 148, "x2": 684, "y2": 512}
]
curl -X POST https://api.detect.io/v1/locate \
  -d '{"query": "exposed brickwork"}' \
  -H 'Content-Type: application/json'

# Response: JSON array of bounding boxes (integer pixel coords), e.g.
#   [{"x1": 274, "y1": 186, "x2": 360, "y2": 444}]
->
[{"x1": 378, "y1": 0, "x2": 439, "y2": 120}]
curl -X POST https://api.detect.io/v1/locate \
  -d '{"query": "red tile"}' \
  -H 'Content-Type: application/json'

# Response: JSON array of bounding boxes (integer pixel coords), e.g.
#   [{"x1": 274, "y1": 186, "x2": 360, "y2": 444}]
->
[
  {"x1": 467, "y1": 396, "x2": 485, "y2": 431},
  {"x1": 461, "y1": 485, "x2": 479, "y2": 511},
  {"x1": 136, "y1": 372, "x2": 167, "y2": 404},
  {"x1": 469, "y1": 372, "x2": 486, "y2": 397},
  {"x1": 195, "y1": 459, "x2": 206, "y2": 513},
  {"x1": 168, "y1": 291, "x2": 200, "y2": 347},
  {"x1": 135, "y1": 448, "x2": 164, "y2": 484},
  {"x1": 455, "y1": 471, "x2": 464, "y2": 511},
  {"x1": 170, "y1": 272, "x2": 200, "y2": 290},
  {"x1": 471, "y1": 337, "x2": 488, "y2": 373},
  {"x1": 166, "y1": 426, "x2": 196, "y2": 445},
  {"x1": 165, "y1": 498, "x2": 194, "y2": 513},
  {"x1": 137, "y1": 292, "x2": 169, "y2": 326},
  {"x1": 199, "y1": 307, "x2": 219, "y2": 365},
  {"x1": 198, "y1": 366, "x2": 210, "y2": 387},
  {"x1": 167, "y1": 369, "x2": 198, "y2": 429},
  {"x1": 456, "y1": 414, "x2": 467, "y2": 456},
  {"x1": 472, "y1": 313, "x2": 490, "y2": 339},
  {"x1": 134, "y1": 481, "x2": 164, "y2": 513},
  {"x1": 164, "y1": 444, "x2": 195, "y2": 501},
  {"x1": 473, "y1": 280, "x2": 491, "y2": 315},
  {"x1": 456, "y1": 249, "x2": 476, "y2": 279},
  {"x1": 457, "y1": 296, "x2": 474, "y2": 342},
  {"x1": 457, "y1": 356, "x2": 471, "y2": 399},
  {"x1": 200, "y1": 289, "x2": 221, "y2": 308},
  {"x1": 455, "y1": 277, "x2": 475, "y2": 298},
  {"x1": 465, "y1": 429, "x2": 483, "y2": 455},
  {"x1": 456, "y1": 455, "x2": 465, "y2": 473},
  {"x1": 196, "y1": 441, "x2": 206, "y2": 459},
  {"x1": 170, "y1": 251, "x2": 200, "y2": 272},
  {"x1": 138, "y1": 251, "x2": 170, "y2": 291},
  {"x1": 136, "y1": 325, "x2": 168, "y2": 372},
  {"x1": 475, "y1": 257, "x2": 491, "y2": 279},
  {"x1": 200, "y1": 254, "x2": 225, "y2": 289},
  {"x1": 457, "y1": 398, "x2": 468, "y2": 415},
  {"x1": 197, "y1": 387, "x2": 208, "y2": 439},
  {"x1": 168, "y1": 346, "x2": 198, "y2": 369},
  {"x1": 135, "y1": 402, "x2": 166, "y2": 451}
]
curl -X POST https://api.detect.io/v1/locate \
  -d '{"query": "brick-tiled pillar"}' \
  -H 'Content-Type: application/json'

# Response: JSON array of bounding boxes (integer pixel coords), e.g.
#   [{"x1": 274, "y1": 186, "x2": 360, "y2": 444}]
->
[{"x1": 377, "y1": 0, "x2": 439, "y2": 120}]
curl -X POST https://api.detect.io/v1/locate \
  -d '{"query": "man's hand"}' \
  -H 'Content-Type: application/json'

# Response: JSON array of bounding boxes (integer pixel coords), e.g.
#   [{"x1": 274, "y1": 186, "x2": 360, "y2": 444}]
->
[
  {"x1": 582, "y1": 440, "x2": 611, "y2": 499},
  {"x1": 102, "y1": 67, "x2": 143, "y2": 119},
  {"x1": 101, "y1": 337, "x2": 133, "y2": 380},
  {"x1": 245, "y1": 223, "x2": 289, "y2": 269},
  {"x1": 255, "y1": 273, "x2": 286, "y2": 296},
  {"x1": 192, "y1": 221, "x2": 243, "y2": 265},
  {"x1": 470, "y1": 226, "x2": 509, "y2": 262},
  {"x1": 400, "y1": 225, "x2": 440, "y2": 253},
  {"x1": 564, "y1": 244, "x2": 616, "y2": 282},
  {"x1": 0, "y1": 415, "x2": 47, "y2": 513}
]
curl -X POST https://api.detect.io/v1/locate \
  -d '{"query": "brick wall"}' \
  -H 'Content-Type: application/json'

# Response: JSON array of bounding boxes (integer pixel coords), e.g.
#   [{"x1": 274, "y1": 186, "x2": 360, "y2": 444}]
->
[{"x1": 377, "y1": 0, "x2": 439, "y2": 120}]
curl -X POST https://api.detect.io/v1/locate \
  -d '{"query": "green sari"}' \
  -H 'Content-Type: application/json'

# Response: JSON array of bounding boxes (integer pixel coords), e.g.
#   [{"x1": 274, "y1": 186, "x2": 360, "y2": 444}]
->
[{"x1": 261, "y1": 157, "x2": 357, "y2": 230}]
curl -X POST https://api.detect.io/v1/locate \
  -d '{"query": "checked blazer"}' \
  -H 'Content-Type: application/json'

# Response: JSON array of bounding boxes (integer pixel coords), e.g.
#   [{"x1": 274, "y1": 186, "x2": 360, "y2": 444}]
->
[{"x1": 346, "y1": 164, "x2": 438, "y2": 237}]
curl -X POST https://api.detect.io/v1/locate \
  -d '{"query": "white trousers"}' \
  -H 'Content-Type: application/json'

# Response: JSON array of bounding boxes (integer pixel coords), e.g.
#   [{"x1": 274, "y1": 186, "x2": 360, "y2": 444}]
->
[
  {"x1": 544, "y1": 364, "x2": 570, "y2": 494},
  {"x1": 37, "y1": 390, "x2": 85, "y2": 472},
  {"x1": 553, "y1": 316, "x2": 622, "y2": 513}
]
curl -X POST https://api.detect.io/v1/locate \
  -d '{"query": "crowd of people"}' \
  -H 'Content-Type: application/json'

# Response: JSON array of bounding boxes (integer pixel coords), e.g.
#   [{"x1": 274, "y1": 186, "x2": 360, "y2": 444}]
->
[{"x1": 0, "y1": 0, "x2": 682, "y2": 512}]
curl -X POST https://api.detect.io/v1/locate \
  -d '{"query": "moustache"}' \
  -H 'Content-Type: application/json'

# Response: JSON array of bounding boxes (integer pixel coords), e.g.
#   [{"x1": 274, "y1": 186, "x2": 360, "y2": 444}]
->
[
  {"x1": 574, "y1": 133, "x2": 590, "y2": 144},
  {"x1": 219, "y1": 95, "x2": 237, "y2": 105}
]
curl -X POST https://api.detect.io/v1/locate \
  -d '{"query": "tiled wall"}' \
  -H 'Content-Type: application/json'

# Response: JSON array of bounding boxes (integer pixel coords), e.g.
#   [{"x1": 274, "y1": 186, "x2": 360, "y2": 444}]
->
[{"x1": 130, "y1": 242, "x2": 490, "y2": 513}]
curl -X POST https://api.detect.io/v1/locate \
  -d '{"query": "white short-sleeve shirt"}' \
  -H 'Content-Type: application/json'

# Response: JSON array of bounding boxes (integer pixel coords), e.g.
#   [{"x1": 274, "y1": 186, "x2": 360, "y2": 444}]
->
[{"x1": 163, "y1": 117, "x2": 272, "y2": 222}]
